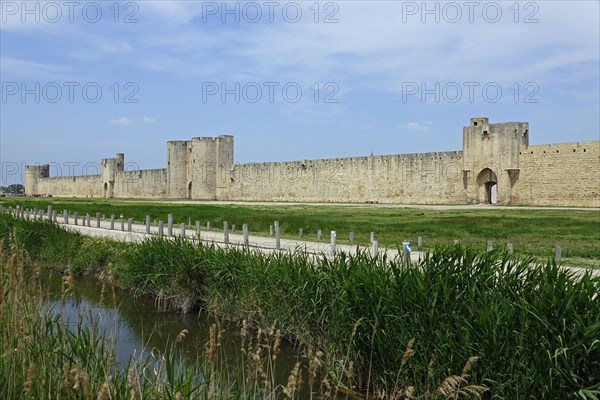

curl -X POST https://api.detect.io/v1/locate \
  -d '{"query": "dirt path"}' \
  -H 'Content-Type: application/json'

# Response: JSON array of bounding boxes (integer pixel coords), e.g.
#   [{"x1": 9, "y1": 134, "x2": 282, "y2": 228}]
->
[
  {"x1": 3, "y1": 205, "x2": 597, "y2": 278},
  {"x1": 48, "y1": 214, "x2": 599, "y2": 279}
]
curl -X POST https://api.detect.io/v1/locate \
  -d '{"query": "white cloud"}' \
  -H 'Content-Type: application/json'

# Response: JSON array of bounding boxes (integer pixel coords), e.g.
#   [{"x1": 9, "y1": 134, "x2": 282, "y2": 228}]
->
[
  {"x1": 66, "y1": 36, "x2": 132, "y2": 62},
  {"x1": 4, "y1": 1, "x2": 598, "y2": 89},
  {"x1": 133, "y1": 1, "x2": 599, "y2": 90},
  {"x1": 405, "y1": 121, "x2": 432, "y2": 131},
  {"x1": 0, "y1": 57, "x2": 74, "y2": 79},
  {"x1": 110, "y1": 117, "x2": 137, "y2": 126},
  {"x1": 141, "y1": 1, "x2": 205, "y2": 26},
  {"x1": 109, "y1": 116, "x2": 156, "y2": 125}
]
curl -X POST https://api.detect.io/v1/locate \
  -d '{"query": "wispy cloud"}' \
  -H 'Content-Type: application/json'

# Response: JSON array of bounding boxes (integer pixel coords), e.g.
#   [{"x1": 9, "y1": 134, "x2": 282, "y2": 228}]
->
[
  {"x1": 1, "y1": 0, "x2": 598, "y2": 172},
  {"x1": 132, "y1": 1, "x2": 599, "y2": 88},
  {"x1": 6, "y1": 1, "x2": 594, "y2": 92},
  {"x1": 66, "y1": 36, "x2": 133, "y2": 62},
  {"x1": 110, "y1": 117, "x2": 137, "y2": 126},
  {"x1": 141, "y1": 2, "x2": 205, "y2": 26},
  {"x1": 404, "y1": 121, "x2": 432, "y2": 131},
  {"x1": 110, "y1": 116, "x2": 157, "y2": 125},
  {"x1": 0, "y1": 57, "x2": 74, "y2": 79}
]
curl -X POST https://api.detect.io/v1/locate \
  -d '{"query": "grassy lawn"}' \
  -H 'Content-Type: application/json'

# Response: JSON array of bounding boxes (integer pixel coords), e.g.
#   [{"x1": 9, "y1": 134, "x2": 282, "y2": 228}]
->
[{"x1": 1, "y1": 197, "x2": 599, "y2": 266}]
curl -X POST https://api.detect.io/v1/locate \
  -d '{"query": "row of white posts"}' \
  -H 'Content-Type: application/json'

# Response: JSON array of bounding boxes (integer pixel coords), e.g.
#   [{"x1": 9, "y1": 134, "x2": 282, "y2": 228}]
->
[{"x1": 0, "y1": 205, "x2": 564, "y2": 261}]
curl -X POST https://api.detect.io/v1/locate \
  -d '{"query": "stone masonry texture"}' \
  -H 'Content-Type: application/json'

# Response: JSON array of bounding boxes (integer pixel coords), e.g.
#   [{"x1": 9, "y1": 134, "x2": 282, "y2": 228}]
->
[{"x1": 25, "y1": 118, "x2": 600, "y2": 207}]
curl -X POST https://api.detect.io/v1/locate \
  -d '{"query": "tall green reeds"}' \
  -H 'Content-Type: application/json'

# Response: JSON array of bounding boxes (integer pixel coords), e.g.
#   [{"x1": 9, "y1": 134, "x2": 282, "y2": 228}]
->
[
  {"x1": 0, "y1": 228, "x2": 325, "y2": 399},
  {"x1": 1, "y1": 213, "x2": 598, "y2": 398},
  {"x1": 117, "y1": 229, "x2": 600, "y2": 398}
]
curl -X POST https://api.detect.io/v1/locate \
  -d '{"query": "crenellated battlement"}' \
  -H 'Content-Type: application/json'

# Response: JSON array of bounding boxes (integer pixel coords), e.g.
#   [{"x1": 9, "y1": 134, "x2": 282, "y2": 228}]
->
[
  {"x1": 24, "y1": 118, "x2": 599, "y2": 207},
  {"x1": 520, "y1": 141, "x2": 599, "y2": 155}
]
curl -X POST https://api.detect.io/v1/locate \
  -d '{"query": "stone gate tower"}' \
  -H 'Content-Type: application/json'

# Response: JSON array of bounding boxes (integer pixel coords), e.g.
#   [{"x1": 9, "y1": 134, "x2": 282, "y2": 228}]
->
[
  {"x1": 167, "y1": 135, "x2": 234, "y2": 199},
  {"x1": 463, "y1": 117, "x2": 529, "y2": 204},
  {"x1": 101, "y1": 153, "x2": 124, "y2": 198}
]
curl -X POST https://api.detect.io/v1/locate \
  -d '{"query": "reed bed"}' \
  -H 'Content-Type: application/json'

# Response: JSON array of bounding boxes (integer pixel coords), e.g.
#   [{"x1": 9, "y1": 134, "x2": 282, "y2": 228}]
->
[
  {"x1": 0, "y1": 228, "x2": 486, "y2": 400},
  {"x1": 0, "y1": 228, "x2": 331, "y2": 399},
  {"x1": 0, "y1": 229, "x2": 206, "y2": 399},
  {"x1": 0, "y1": 213, "x2": 598, "y2": 399}
]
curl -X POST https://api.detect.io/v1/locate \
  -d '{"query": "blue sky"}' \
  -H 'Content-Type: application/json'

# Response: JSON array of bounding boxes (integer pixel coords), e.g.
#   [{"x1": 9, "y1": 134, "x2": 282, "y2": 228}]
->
[{"x1": 1, "y1": 0, "x2": 599, "y2": 184}]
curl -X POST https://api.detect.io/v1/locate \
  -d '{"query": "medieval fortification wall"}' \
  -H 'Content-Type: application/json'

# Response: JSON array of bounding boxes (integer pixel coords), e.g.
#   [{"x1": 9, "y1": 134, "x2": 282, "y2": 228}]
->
[
  {"x1": 36, "y1": 175, "x2": 103, "y2": 198},
  {"x1": 217, "y1": 151, "x2": 465, "y2": 204},
  {"x1": 25, "y1": 118, "x2": 600, "y2": 207},
  {"x1": 513, "y1": 141, "x2": 599, "y2": 207}
]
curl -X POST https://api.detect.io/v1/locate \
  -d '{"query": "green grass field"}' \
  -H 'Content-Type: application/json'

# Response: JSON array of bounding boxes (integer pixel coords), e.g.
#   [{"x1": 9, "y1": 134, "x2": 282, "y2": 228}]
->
[{"x1": 1, "y1": 197, "x2": 599, "y2": 266}]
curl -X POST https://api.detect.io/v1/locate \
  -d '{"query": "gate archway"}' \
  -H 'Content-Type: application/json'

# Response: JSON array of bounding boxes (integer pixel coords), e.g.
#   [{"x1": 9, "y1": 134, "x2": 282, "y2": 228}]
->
[
  {"x1": 103, "y1": 182, "x2": 114, "y2": 198},
  {"x1": 476, "y1": 168, "x2": 498, "y2": 204}
]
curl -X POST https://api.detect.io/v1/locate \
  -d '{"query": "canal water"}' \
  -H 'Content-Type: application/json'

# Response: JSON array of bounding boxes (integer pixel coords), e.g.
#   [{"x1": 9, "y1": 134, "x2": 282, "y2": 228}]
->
[{"x1": 41, "y1": 271, "x2": 351, "y2": 399}]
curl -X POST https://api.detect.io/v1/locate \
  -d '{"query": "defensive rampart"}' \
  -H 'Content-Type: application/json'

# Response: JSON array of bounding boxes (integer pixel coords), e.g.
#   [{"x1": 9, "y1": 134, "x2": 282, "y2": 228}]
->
[
  {"x1": 24, "y1": 118, "x2": 600, "y2": 207},
  {"x1": 217, "y1": 151, "x2": 465, "y2": 204}
]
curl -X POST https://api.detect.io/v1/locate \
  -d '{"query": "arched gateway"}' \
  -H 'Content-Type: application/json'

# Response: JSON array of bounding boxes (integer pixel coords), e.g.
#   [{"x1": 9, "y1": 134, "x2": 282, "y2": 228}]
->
[{"x1": 476, "y1": 168, "x2": 498, "y2": 204}]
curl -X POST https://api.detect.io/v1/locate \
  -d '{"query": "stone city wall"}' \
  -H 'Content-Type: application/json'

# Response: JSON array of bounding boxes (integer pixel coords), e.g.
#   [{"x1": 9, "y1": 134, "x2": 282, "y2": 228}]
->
[
  {"x1": 217, "y1": 151, "x2": 465, "y2": 204},
  {"x1": 112, "y1": 169, "x2": 168, "y2": 199},
  {"x1": 512, "y1": 141, "x2": 600, "y2": 207},
  {"x1": 37, "y1": 175, "x2": 103, "y2": 198},
  {"x1": 24, "y1": 118, "x2": 600, "y2": 207},
  {"x1": 35, "y1": 169, "x2": 168, "y2": 199}
]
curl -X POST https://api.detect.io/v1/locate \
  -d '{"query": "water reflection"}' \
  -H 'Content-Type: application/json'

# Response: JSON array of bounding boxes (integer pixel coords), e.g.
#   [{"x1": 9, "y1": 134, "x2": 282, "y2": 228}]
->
[{"x1": 40, "y1": 271, "x2": 328, "y2": 397}]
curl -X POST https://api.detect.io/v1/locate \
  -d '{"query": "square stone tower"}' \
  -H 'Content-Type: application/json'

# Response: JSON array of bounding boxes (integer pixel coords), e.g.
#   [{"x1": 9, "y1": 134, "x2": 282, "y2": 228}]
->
[
  {"x1": 101, "y1": 153, "x2": 124, "y2": 198},
  {"x1": 24, "y1": 164, "x2": 50, "y2": 195},
  {"x1": 167, "y1": 135, "x2": 234, "y2": 199},
  {"x1": 463, "y1": 117, "x2": 529, "y2": 204}
]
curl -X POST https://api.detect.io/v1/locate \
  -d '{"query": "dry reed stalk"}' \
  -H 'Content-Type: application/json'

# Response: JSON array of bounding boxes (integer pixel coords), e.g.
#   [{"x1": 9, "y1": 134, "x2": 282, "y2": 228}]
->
[
  {"x1": 240, "y1": 319, "x2": 248, "y2": 353},
  {"x1": 401, "y1": 339, "x2": 415, "y2": 368},
  {"x1": 283, "y1": 362, "x2": 301, "y2": 399},
  {"x1": 272, "y1": 329, "x2": 282, "y2": 362},
  {"x1": 22, "y1": 364, "x2": 35, "y2": 396},
  {"x1": 97, "y1": 377, "x2": 111, "y2": 400}
]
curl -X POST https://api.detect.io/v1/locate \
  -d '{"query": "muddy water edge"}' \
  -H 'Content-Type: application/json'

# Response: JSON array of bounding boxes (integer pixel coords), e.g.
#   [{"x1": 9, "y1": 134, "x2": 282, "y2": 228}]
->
[{"x1": 40, "y1": 270, "x2": 344, "y2": 399}]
